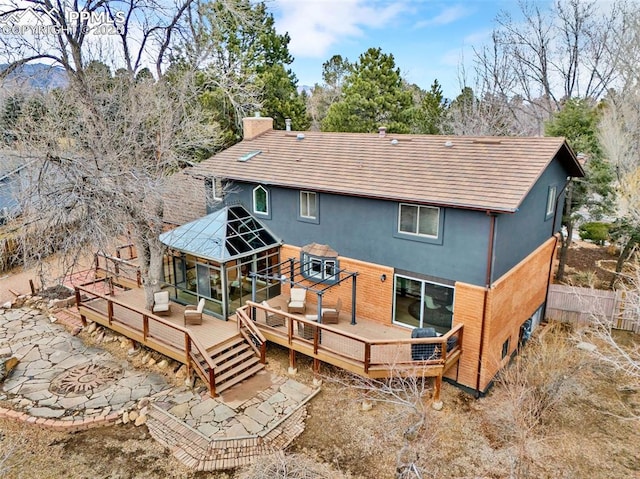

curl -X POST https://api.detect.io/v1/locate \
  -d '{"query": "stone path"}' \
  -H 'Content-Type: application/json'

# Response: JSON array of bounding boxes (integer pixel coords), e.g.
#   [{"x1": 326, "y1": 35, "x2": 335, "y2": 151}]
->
[{"x1": 0, "y1": 305, "x2": 319, "y2": 469}]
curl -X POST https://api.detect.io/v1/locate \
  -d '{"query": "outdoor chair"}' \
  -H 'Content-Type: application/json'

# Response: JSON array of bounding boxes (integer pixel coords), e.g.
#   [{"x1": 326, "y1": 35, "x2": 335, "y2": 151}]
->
[
  {"x1": 262, "y1": 300, "x2": 285, "y2": 327},
  {"x1": 152, "y1": 291, "x2": 171, "y2": 316},
  {"x1": 321, "y1": 297, "x2": 342, "y2": 324},
  {"x1": 184, "y1": 298, "x2": 205, "y2": 325},
  {"x1": 287, "y1": 287, "x2": 307, "y2": 314}
]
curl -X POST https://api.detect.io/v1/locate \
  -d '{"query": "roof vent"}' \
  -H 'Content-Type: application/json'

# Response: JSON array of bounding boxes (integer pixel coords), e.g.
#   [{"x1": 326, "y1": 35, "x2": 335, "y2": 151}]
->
[
  {"x1": 296, "y1": 133, "x2": 305, "y2": 140},
  {"x1": 444, "y1": 140, "x2": 453, "y2": 148},
  {"x1": 238, "y1": 150, "x2": 262, "y2": 162},
  {"x1": 254, "y1": 111, "x2": 261, "y2": 117},
  {"x1": 285, "y1": 118, "x2": 292, "y2": 131},
  {"x1": 390, "y1": 139, "x2": 399, "y2": 145},
  {"x1": 378, "y1": 127, "x2": 387, "y2": 137}
]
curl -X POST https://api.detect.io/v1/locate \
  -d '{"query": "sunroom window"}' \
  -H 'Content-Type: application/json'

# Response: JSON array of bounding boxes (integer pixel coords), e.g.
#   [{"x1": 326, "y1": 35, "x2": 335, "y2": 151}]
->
[{"x1": 399, "y1": 204, "x2": 439, "y2": 238}]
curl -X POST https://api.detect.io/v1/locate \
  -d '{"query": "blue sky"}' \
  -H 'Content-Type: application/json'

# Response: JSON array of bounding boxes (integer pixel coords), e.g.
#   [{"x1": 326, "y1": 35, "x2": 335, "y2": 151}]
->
[{"x1": 270, "y1": 0, "x2": 529, "y2": 100}]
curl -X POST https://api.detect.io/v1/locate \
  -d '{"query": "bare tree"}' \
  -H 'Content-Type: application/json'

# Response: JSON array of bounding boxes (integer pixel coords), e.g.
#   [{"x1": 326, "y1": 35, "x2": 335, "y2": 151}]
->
[
  {"x1": 580, "y1": 262, "x2": 640, "y2": 398},
  {"x1": 488, "y1": 324, "x2": 587, "y2": 478},
  {"x1": 0, "y1": 1, "x2": 251, "y2": 306},
  {"x1": 328, "y1": 365, "x2": 439, "y2": 479},
  {"x1": 472, "y1": 0, "x2": 625, "y2": 134},
  {"x1": 236, "y1": 452, "x2": 348, "y2": 479}
]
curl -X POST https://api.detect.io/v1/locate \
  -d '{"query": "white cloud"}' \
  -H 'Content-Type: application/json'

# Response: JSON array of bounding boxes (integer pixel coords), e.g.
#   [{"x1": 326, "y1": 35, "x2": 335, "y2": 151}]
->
[
  {"x1": 413, "y1": 5, "x2": 471, "y2": 29},
  {"x1": 272, "y1": 0, "x2": 410, "y2": 58}
]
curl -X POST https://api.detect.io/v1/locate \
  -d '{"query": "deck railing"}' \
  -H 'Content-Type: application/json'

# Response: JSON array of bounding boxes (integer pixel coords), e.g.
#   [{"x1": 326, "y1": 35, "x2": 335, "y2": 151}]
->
[
  {"x1": 94, "y1": 252, "x2": 141, "y2": 288},
  {"x1": 244, "y1": 301, "x2": 463, "y2": 374},
  {"x1": 236, "y1": 307, "x2": 267, "y2": 364},
  {"x1": 74, "y1": 280, "x2": 218, "y2": 396}
]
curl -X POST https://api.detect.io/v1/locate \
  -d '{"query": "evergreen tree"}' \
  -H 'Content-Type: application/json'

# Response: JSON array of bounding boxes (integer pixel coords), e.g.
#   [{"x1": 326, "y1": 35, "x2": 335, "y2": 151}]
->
[
  {"x1": 321, "y1": 47, "x2": 412, "y2": 133},
  {"x1": 544, "y1": 98, "x2": 615, "y2": 280},
  {"x1": 195, "y1": 0, "x2": 308, "y2": 146}
]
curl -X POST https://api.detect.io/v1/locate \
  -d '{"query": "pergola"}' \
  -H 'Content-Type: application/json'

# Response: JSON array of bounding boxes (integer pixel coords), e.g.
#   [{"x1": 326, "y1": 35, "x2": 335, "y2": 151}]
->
[{"x1": 249, "y1": 244, "x2": 358, "y2": 325}]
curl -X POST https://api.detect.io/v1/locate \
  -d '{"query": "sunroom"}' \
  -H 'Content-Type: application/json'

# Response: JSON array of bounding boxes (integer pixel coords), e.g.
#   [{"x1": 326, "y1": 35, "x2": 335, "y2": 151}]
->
[{"x1": 159, "y1": 204, "x2": 282, "y2": 319}]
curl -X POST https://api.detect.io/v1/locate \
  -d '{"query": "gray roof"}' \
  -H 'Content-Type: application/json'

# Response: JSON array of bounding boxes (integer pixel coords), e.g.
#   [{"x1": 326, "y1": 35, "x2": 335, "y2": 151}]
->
[{"x1": 159, "y1": 204, "x2": 281, "y2": 262}]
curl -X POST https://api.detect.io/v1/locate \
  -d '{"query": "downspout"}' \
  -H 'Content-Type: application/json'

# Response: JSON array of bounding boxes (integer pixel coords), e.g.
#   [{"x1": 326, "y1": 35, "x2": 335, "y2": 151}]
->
[
  {"x1": 542, "y1": 177, "x2": 572, "y2": 321},
  {"x1": 475, "y1": 212, "x2": 496, "y2": 397}
]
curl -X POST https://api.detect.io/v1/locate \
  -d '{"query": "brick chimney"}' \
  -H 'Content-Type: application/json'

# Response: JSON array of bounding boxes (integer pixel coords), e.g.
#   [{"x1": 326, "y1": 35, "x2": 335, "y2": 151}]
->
[{"x1": 242, "y1": 114, "x2": 274, "y2": 140}]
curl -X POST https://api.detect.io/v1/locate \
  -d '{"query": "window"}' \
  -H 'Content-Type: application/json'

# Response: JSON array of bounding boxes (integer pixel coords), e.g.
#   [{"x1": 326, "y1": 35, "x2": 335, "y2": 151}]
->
[
  {"x1": 502, "y1": 338, "x2": 510, "y2": 359},
  {"x1": 300, "y1": 191, "x2": 317, "y2": 219},
  {"x1": 253, "y1": 185, "x2": 269, "y2": 215},
  {"x1": 546, "y1": 185, "x2": 557, "y2": 219},
  {"x1": 398, "y1": 204, "x2": 439, "y2": 238},
  {"x1": 301, "y1": 253, "x2": 338, "y2": 283},
  {"x1": 393, "y1": 274, "x2": 454, "y2": 331}
]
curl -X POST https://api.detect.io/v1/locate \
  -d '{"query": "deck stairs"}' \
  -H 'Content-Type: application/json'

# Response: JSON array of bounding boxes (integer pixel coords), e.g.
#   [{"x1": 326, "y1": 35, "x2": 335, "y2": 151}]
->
[{"x1": 194, "y1": 335, "x2": 265, "y2": 395}]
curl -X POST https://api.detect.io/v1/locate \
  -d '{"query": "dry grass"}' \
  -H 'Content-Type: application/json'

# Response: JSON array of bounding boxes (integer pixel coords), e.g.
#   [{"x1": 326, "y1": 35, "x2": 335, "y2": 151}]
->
[{"x1": 0, "y1": 326, "x2": 639, "y2": 478}]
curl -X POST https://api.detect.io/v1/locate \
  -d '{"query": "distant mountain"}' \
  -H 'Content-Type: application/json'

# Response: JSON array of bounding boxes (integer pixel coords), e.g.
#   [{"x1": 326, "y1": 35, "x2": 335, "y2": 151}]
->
[{"x1": 0, "y1": 63, "x2": 68, "y2": 90}]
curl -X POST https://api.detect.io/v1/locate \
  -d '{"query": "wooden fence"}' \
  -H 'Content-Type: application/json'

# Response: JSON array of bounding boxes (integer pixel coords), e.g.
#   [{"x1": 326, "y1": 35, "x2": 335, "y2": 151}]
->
[{"x1": 546, "y1": 284, "x2": 639, "y2": 333}]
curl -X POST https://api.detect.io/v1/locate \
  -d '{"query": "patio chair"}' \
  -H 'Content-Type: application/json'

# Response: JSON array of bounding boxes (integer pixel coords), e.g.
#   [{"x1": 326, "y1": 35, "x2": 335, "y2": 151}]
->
[
  {"x1": 184, "y1": 298, "x2": 205, "y2": 325},
  {"x1": 262, "y1": 300, "x2": 285, "y2": 327},
  {"x1": 287, "y1": 287, "x2": 307, "y2": 314},
  {"x1": 152, "y1": 291, "x2": 171, "y2": 316},
  {"x1": 321, "y1": 297, "x2": 342, "y2": 324}
]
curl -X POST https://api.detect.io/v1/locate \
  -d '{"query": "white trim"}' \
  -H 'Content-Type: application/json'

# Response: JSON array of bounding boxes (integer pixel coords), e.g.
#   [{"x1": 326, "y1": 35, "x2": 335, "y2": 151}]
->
[
  {"x1": 398, "y1": 203, "x2": 440, "y2": 238},
  {"x1": 299, "y1": 190, "x2": 317, "y2": 219},
  {"x1": 252, "y1": 185, "x2": 269, "y2": 215}
]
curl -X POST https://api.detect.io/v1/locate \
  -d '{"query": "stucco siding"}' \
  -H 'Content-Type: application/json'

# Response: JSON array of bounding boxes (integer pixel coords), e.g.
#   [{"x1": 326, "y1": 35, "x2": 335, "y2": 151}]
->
[
  {"x1": 225, "y1": 182, "x2": 491, "y2": 286},
  {"x1": 492, "y1": 157, "x2": 567, "y2": 280}
]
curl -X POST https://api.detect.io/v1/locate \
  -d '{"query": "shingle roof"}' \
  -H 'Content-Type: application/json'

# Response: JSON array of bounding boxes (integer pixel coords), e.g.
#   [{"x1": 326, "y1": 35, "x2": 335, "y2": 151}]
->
[{"x1": 191, "y1": 130, "x2": 583, "y2": 213}]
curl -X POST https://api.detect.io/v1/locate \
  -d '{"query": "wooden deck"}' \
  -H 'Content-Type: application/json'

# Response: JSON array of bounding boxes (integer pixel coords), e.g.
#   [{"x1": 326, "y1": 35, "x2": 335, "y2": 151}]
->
[
  {"x1": 242, "y1": 296, "x2": 463, "y2": 384},
  {"x1": 78, "y1": 286, "x2": 239, "y2": 358},
  {"x1": 75, "y1": 278, "x2": 463, "y2": 402}
]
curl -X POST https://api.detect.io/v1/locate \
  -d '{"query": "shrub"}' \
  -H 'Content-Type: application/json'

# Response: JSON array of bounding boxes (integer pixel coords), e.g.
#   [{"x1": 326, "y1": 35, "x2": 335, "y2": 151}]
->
[{"x1": 578, "y1": 222, "x2": 610, "y2": 245}]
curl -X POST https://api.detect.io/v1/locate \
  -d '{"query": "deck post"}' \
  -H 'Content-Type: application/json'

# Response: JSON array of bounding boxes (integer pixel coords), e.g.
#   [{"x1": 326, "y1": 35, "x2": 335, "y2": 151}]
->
[
  {"x1": 316, "y1": 292, "x2": 323, "y2": 324},
  {"x1": 74, "y1": 288, "x2": 87, "y2": 326},
  {"x1": 364, "y1": 343, "x2": 371, "y2": 373},
  {"x1": 313, "y1": 358, "x2": 321, "y2": 374},
  {"x1": 184, "y1": 335, "x2": 192, "y2": 378},
  {"x1": 432, "y1": 375, "x2": 443, "y2": 410},
  {"x1": 107, "y1": 300, "x2": 114, "y2": 325},
  {"x1": 288, "y1": 349, "x2": 297, "y2": 375},
  {"x1": 143, "y1": 315, "x2": 149, "y2": 341},
  {"x1": 351, "y1": 274, "x2": 357, "y2": 325}
]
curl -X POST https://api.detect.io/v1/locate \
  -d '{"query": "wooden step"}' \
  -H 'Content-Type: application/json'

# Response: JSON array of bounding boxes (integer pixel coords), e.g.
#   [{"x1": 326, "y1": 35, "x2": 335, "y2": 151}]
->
[
  {"x1": 206, "y1": 335, "x2": 245, "y2": 356},
  {"x1": 216, "y1": 363, "x2": 265, "y2": 394},
  {"x1": 212, "y1": 342, "x2": 251, "y2": 365},
  {"x1": 214, "y1": 349, "x2": 256, "y2": 374},
  {"x1": 214, "y1": 355, "x2": 261, "y2": 384}
]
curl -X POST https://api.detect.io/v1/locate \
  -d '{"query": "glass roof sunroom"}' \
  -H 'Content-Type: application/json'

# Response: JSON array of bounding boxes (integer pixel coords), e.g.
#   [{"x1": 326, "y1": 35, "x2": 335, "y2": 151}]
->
[
  {"x1": 159, "y1": 205, "x2": 283, "y2": 319},
  {"x1": 159, "y1": 204, "x2": 281, "y2": 262}
]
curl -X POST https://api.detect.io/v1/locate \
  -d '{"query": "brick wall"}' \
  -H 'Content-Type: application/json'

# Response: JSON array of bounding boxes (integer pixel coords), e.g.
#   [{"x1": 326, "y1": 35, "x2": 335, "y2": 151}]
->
[
  {"x1": 479, "y1": 236, "x2": 557, "y2": 390},
  {"x1": 280, "y1": 244, "x2": 394, "y2": 323},
  {"x1": 446, "y1": 282, "x2": 486, "y2": 388}
]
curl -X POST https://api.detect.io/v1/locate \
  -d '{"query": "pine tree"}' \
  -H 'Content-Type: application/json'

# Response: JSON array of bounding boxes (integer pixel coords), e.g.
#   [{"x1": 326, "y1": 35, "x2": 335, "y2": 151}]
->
[{"x1": 321, "y1": 48, "x2": 412, "y2": 133}]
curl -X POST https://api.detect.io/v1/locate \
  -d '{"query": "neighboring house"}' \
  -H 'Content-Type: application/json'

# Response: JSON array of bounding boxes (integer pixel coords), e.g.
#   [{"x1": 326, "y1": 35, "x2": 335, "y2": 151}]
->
[
  {"x1": 0, "y1": 152, "x2": 28, "y2": 224},
  {"x1": 165, "y1": 116, "x2": 583, "y2": 395}
]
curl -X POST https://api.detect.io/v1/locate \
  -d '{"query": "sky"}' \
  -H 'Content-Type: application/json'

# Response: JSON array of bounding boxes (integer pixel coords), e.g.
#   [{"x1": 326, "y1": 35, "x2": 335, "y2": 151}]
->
[{"x1": 269, "y1": 0, "x2": 532, "y2": 100}]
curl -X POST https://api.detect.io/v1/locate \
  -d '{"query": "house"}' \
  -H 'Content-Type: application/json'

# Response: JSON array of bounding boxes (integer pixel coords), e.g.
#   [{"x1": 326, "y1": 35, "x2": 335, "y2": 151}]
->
[
  {"x1": 0, "y1": 151, "x2": 27, "y2": 224},
  {"x1": 161, "y1": 116, "x2": 583, "y2": 395}
]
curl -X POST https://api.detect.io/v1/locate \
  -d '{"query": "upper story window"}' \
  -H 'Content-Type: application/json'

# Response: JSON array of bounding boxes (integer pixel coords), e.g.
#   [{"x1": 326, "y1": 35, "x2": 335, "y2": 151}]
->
[
  {"x1": 546, "y1": 185, "x2": 557, "y2": 220},
  {"x1": 300, "y1": 191, "x2": 317, "y2": 219},
  {"x1": 398, "y1": 204, "x2": 440, "y2": 238},
  {"x1": 253, "y1": 185, "x2": 269, "y2": 215}
]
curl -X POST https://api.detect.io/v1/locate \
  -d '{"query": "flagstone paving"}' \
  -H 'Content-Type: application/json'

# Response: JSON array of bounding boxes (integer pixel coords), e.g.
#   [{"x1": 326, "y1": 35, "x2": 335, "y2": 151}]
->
[{"x1": 0, "y1": 305, "x2": 319, "y2": 470}]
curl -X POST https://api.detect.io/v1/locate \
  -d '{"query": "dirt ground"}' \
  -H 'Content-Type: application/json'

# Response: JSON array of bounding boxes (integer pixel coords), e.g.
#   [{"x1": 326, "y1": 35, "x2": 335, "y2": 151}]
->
[
  {"x1": 1, "y1": 245, "x2": 639, "y2": 478},
  {"x1": 561, "y1": 239, "x2": 620, "y2": 288}
]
